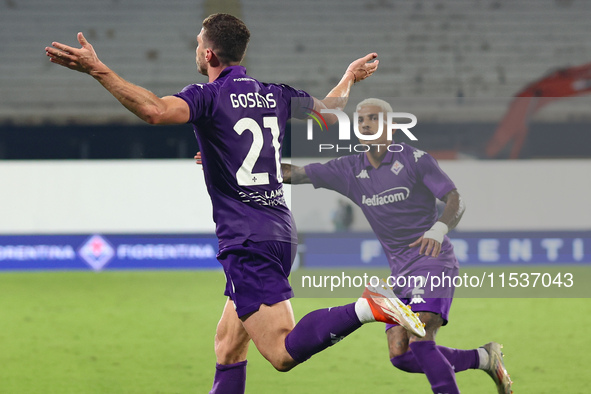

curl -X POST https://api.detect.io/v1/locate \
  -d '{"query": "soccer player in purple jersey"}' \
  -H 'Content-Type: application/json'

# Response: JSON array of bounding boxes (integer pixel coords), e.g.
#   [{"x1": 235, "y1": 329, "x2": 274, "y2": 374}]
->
[
  {"x1": 46, "y1": 13, "x2": 427, "y2": 393},
  {"x1": 282, "y1": 98, "x2": 513, "y2": 394}
]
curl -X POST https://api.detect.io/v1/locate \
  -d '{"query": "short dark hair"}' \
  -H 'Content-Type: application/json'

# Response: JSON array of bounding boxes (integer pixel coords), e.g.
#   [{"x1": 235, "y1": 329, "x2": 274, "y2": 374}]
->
[{"x1": 202, "y1": 13, "x2": 250, "y2": 65}]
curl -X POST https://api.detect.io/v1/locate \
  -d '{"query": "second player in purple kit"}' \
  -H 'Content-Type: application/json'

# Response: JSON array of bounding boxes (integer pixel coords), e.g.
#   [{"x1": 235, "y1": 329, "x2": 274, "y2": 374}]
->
[
  {"x1": 47, "y1": 13, "x2": 428, "y2": 394},
  {"x1": 283, "y1": 98, "x2": 513, "y2": 394}
]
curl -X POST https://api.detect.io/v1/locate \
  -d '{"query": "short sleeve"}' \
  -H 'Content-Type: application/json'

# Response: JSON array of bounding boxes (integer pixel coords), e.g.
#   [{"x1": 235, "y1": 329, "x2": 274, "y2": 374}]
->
[
  {"x1": 278, "y1": 84, "x2": 314, "y2": 120},
  {"x1": 174, "y1": 84, "x2": 209, "y2": 123},
  {"x1": 414, "y1": 150, "x2": 456, "y2": 199},
  {"x1": 305, "y1": 157, "x2": 352, "y2": 197}
]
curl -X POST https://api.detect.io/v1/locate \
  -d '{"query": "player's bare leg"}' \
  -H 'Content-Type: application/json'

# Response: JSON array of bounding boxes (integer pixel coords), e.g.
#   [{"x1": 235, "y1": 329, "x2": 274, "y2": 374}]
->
[
  {"x1": 210, "y1": 299, "x2": 251, "y2": 394},
  {"x1": 215, "y1": 298, "x2": 251, "y2": 364},
  {"x1": 240, "y1": 300, "x2": 298, "y2": 372},
  {"x1": 388, "y1": 311, "x2": 442, "y2": 358},
  {"x1": 240, "y1": 279, "x2": 424, "y2": 373}
]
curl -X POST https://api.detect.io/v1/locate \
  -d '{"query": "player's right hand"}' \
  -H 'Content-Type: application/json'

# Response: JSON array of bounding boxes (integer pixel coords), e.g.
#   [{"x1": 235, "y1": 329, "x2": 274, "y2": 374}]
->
[
  {"x1": 194, "y1": 151, "x2": 203, "y2": 165},
  {"x1": 45, "y1": 32, "x2": 104, "y2": 75},
  {"x1": 409, "y1": 235, "x2": 442, "y2": 258}
]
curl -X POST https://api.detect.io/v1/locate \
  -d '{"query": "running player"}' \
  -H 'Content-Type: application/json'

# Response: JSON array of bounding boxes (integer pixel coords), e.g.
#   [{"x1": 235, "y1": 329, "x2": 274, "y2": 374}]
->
[
  {"x1": 282, "y1": 98, "x2": 513, "y2": 394},
  {"x1": 46, "y1": 14, "x2": 425, "y2": 393}
]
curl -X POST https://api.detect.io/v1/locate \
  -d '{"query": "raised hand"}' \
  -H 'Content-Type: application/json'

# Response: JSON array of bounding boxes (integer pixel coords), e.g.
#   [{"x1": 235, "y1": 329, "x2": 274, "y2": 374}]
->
[
  {"x1": 45, "y1": 32, "x2": 104, "y2": 75},
  {"x1": 346, "y1": 53, "x2": 379, "y2": 83}
]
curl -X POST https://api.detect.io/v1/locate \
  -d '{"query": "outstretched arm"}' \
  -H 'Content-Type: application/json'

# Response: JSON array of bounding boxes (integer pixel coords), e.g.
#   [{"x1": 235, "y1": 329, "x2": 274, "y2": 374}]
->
[
  {"x1": 312, "y1": 53, "x2": 379, "y2": 125},
  {"x1": 409, "y1": 189, "x2": 466, "y2": 257},
  {"x1": 45, "y1": 32, "x2": 190, "y2": 125},
  {"x1": 281, "y1": 163, "x2": 311, "y2": 185}
]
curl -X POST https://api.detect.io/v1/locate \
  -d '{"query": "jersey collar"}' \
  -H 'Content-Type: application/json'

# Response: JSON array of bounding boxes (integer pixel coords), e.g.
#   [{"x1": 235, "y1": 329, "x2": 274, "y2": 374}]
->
[
  {"x1": 362, "y1": 146, "x2": 396, "y2": 169},
  {"x1": 216, "y1": 65, "x2": 247, "y2": 80}
]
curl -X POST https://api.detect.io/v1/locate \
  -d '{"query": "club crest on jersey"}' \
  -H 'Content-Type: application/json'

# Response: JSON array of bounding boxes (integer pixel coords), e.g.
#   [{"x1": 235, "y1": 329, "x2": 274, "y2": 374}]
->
[
  {"x1": 356, "y1": 169, "x2": 370, "y2": 179},
  {"x1": 391, "y1": 160, "x2": 404, "y2": 175},
  {"x1": 413, "y1": 149, "x2": 426, "y2": 163}
]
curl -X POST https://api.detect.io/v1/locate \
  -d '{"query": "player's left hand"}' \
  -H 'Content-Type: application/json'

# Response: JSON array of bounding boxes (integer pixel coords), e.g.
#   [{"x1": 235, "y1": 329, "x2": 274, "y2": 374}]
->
[
  {"x1": 45, "y1": 32, "x2": 104, "y2": 74},
  {"x1": 409, "y1": 235, "x2": 442, "y2": 258},
  {"x1": 346, "y1": 53, "x2": 379, "y2": 83}
]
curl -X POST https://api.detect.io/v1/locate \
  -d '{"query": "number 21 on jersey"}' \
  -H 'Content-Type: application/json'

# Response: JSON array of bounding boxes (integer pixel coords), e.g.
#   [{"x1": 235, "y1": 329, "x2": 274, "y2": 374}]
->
[{"x1": 234, "y1": 116, "x2": 282, "y2": 186}]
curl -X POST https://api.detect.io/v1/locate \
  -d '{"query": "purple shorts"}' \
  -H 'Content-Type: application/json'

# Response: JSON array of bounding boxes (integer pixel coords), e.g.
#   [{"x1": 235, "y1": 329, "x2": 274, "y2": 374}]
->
[
  {"x1": 385, "y1": 263, "x2": 459, "y2": 332},
  {"x1": 217, "y1": 240, "x2": 296, "y2": 318}
]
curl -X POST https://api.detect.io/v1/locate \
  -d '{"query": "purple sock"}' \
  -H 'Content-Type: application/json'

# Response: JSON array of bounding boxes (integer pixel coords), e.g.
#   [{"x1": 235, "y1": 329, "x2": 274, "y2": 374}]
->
[
  {"x1": 437, "y1": 346, "x2": 480, "y2": 372},
  {"x1": 391, "y1": 346, "x2": 479, "y2": 373},
  {"x1": 409, "y1": 341, "x2": 460, "y2": 394},
  {"x1": 209, "y1": 361, "x2": 247, "y2": 394},
  {"x1": 391, "y1": 350, "x2": 423, "y2": 373},
  {"x1": 284, "y1": 303, "x2": 362, "y2": 363}
]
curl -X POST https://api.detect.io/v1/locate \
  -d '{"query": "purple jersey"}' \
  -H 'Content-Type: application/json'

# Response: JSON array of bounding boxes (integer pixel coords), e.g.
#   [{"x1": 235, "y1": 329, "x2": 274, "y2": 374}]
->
[
  {"x1": 175, "y1": 66, "x2": 312, "y2": 248},
  {"x1": 305, "y1": 144, "x2": 458, "y2": 274}
]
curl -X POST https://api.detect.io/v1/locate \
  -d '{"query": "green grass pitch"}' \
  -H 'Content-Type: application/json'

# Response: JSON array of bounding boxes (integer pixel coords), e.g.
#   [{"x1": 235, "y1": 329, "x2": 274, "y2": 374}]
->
[{"x1": 0, "y1": 270, "x2": 589, "y2": 393}]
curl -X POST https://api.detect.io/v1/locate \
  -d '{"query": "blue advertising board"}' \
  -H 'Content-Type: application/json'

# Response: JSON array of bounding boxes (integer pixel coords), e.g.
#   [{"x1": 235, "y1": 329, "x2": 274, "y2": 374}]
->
[
  {"x1": 0, "y1": 234, "x2": 219, "y2": 271},
  {"x1": 2, "y1": 231, "x2": 590, "y2": 271},
  {"x1": 302, "y1": 231, "x2": 591, "y2": 268}
]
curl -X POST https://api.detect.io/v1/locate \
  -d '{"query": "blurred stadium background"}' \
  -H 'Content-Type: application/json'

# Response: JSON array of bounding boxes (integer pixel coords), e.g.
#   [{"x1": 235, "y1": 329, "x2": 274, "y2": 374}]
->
[
  {"x1": 1, "y1": 0, "x2": 590, "y2": 393},
  {"x1": 2, "y1": 0, "x2": 591, "y2": 159}
]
